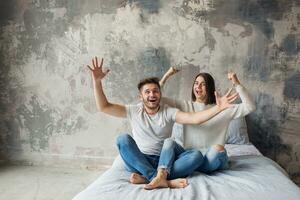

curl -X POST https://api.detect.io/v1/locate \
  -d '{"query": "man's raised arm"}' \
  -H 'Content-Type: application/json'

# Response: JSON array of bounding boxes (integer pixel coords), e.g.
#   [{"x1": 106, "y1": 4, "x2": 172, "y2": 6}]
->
[
  {"x1": 175, "y1": 89, "x2": 238, "y2": 125},
  {"x1": 86, "y1": 57, "x2": 126, "y2": 118}
]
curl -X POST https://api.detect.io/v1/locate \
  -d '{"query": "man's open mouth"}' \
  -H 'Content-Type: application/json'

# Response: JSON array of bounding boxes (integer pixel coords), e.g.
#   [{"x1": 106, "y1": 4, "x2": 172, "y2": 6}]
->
[{"x1": 148, "y1": 99, "x2": 157, "y2": 103}]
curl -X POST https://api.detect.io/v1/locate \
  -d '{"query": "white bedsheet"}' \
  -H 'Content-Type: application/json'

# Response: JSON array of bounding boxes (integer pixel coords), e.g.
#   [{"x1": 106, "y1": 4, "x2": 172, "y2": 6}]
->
[
  {"x1": 73, "y1": 145, "x2": 300, "y2": 200},
  {"x1": 225, "y1": 144, "x2": 262, "y2": 157}
]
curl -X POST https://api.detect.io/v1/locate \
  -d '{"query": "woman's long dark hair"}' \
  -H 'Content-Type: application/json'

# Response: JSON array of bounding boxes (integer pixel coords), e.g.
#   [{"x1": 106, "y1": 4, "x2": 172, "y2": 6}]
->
[{"x1": 191, "y1": 73, "x2": 216, "y2": 105}]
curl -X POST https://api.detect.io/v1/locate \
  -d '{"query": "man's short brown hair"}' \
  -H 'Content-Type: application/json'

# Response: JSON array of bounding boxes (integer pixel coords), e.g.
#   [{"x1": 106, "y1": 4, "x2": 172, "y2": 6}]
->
[{"x1": 137, "y1": 77, "x2": 161, "y2": 91}]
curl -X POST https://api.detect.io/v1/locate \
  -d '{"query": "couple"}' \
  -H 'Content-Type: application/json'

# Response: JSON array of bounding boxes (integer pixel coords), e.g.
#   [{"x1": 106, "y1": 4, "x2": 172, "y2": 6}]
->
[{"x1": 86, "y1": 57, "x2": 255, "y2": 190}]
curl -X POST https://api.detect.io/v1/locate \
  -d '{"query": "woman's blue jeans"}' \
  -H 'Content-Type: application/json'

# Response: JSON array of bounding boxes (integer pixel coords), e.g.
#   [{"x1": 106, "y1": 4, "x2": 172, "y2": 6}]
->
[{"x1": 160, "y1": 138, "x2": 229, "y2": 175}]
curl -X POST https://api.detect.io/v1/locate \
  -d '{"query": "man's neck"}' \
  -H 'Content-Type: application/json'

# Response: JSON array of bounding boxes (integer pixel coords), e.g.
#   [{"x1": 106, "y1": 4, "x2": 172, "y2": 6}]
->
[{"x1": 144, "y1": 106, "x2": 160, "y2": 115}]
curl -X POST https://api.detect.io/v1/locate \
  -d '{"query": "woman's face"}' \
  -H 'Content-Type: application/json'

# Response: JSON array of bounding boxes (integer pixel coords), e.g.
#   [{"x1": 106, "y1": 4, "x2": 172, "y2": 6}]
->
[{"x1": 193, "y1": 76, "x2": 207, "y2": 103}]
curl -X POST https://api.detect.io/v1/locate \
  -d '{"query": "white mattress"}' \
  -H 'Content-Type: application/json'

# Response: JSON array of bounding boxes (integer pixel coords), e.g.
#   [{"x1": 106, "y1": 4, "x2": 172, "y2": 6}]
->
[{"x1": 73, "y1": 144, "x2": 300, "y2": 200}]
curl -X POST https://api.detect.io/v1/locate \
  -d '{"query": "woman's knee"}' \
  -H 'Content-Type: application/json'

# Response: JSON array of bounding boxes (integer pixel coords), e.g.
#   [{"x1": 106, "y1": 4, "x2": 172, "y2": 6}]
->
[
  {"x1": 212, "y1": 144, "x2": 225, "y2": 152},
  {"x1": 162, "y1": 138, "x2": 176, "y2": 149},
  {"x1": 116, "y1": 133, "x2": 134, "y2": 147}
]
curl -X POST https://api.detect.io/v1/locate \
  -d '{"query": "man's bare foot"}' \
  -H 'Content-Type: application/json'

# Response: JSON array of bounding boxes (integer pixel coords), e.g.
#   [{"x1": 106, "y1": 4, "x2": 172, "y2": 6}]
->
[
  {"x1": 130, "y1": 173, "x2": 148, "y2": 184},
  {"x1": 144, "y1": 176, "x2": 169, "y2": 190},
  {"x1": 167, "y1": 178, "x2": 188, "y2": 188}
]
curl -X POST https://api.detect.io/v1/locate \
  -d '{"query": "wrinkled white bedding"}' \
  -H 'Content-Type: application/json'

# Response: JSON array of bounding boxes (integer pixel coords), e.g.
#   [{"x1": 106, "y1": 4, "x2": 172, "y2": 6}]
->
[{"x1": 73, "y1": 145, "x2": 300, "y2": 200}]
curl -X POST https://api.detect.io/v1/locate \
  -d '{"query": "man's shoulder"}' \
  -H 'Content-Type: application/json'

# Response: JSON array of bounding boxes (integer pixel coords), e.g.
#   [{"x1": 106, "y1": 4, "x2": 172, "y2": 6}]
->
[
  {"x1": 126, "y1": 102, "x2": 143, "y2": 108},
  {"x1": 160, "y1": 103, "x2": 179, "y2": 114},
  {"x1": 126, "y1": 102, "x2": 143, "y2": 114}
]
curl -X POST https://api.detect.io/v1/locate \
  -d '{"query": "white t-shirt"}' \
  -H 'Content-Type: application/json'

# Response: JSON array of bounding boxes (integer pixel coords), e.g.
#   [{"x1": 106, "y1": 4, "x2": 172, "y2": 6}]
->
[
  {"x1": 163, "y1": 85, "x2": 256, "y2": 153},
  {"x1": 125, "y1": 103, "x2": 178, "y2": 156}
]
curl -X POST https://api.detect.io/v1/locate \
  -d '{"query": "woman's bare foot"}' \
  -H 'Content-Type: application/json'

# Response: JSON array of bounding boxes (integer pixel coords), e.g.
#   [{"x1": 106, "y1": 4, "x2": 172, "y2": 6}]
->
[
  {"x1": 130, "y1": 173, "x2": 148, "y2": 184},
  {"x1": 167, "y1": 178, "x2": 188, "y2": 188},
  {"x1": 144, "y1": 176, "x2": 169, "y2": 190}
]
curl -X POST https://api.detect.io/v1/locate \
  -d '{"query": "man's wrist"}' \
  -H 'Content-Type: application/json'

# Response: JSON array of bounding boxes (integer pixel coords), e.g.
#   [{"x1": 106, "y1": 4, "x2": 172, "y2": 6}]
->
[
  {"x1": 93, "y1": 78, "x2": 102, "y2": 85},
  {"x1": 215, "y1": 105, "x2": 223, "y2": 112}
]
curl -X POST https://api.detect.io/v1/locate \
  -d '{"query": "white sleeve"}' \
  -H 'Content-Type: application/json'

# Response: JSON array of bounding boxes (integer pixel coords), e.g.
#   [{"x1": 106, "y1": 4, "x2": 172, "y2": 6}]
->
[
  {"x1": 166, "y1": 106, "x2": 179, "y2": 122},
  {"x1": 125, "y1": 105, "x2": 134, "y2": 120},
  {"x1": 230, "y1": 84, "x2": 256, "y2": 119}
]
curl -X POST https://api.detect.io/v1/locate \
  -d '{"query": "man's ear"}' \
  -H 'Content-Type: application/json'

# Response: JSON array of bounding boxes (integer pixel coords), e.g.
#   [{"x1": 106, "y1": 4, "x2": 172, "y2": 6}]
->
[{"x1": 138, "y1": 92, "x2": 142, "y2": 101}]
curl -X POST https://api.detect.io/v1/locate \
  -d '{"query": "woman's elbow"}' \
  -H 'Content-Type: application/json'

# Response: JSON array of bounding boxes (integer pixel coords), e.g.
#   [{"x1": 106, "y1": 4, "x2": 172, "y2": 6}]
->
[
  {"x1": 250, "y1": 104, "x2": 256, "y2": 112},
  {"x1": 245, "y1": 104, "x2": 256, "y2": 114}
]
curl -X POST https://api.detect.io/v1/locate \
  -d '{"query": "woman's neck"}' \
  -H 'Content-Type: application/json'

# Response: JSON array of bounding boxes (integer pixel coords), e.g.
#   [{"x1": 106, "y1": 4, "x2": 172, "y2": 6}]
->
[{"x1": 195, "y1": 98, "x2": 206, "y2": 104}]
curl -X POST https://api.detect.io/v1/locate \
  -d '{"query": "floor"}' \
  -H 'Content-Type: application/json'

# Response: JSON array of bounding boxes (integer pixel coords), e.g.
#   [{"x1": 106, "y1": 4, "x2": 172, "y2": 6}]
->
[{"x1": 0, "y1": 164, "x2": 108, "y2": 200}]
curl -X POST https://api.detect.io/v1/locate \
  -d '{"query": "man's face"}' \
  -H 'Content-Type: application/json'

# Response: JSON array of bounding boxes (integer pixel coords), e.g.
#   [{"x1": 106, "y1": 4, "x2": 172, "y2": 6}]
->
[
  {"x1": 193, "y1": 76, "x2": 207, "y2": 103},
  {"x1": 139, "y1": 83, "x2": 161, "y2": 111}
]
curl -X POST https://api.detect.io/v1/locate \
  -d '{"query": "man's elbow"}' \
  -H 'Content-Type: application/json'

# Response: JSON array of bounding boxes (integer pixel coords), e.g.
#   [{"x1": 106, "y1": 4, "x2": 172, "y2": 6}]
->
[
  {"x1": 96, "y1": 103, "x2": 111, "y2": 113},
  {"x1": 97, "y1": 106, "x2": 105, "y2": 113}
]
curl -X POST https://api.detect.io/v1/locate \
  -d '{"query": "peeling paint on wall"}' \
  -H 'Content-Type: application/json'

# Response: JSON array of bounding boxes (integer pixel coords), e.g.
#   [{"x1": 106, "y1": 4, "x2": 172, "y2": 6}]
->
[
  {"x1": 137, "y1": 47, "x2": 170, "y2": 78},
  {"x1": 284, "y1": 73, "x2": 300, "y2": 99},
  {"x1": 248, "y1": 93, "x2": 291, "y2": 158},
  {"x1": 280, "y1": 34, "x2": 300, "y2": 55},
  {"x1": 127, "y1": 0, "x2": 161, "y2": 13},
  {"x1": 0, "y1": 0, "x2": 300, "y2": 184}
]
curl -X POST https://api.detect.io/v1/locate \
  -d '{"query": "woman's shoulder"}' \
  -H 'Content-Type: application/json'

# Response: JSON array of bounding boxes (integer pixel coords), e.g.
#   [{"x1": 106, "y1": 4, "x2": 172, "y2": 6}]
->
[{"x1": 179, "y1": 100, "x2": 208, "y2": 112}]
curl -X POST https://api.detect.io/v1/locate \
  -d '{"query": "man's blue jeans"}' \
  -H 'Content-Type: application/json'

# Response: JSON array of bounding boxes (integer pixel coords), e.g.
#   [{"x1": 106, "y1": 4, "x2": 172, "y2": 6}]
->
[{"x1": 116, "y1": 134, "x2": 204, "y2": 181}]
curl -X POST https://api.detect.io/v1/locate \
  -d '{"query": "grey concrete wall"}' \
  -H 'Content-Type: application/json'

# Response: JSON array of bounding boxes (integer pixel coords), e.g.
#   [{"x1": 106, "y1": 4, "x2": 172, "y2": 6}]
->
[{"x1": 0, "y1": 0, "x2": 299, "y2": 183}]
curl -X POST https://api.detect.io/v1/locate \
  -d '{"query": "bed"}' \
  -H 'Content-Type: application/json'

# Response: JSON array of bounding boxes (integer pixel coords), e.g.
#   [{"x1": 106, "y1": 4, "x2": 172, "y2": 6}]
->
[{"x1": 72, "y1": 144, "x2": 300, "y2": 200}]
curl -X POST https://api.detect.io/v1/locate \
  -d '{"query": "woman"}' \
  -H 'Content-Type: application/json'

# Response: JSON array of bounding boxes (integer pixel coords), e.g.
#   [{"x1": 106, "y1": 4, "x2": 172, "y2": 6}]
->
[{"x1": 144, "y1": 67, "x2": 256, "y2": 189}]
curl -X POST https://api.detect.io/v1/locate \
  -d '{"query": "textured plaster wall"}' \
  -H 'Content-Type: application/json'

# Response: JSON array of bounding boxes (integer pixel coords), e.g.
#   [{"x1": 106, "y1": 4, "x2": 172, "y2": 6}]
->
[{"x1": 0, "y1": 0, "x2": 299, "y2": 183}]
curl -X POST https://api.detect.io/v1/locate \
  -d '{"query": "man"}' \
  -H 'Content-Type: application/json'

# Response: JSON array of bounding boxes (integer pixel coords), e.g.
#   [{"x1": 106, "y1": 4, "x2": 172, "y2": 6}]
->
[{"x1": 86, "y1": 57, "x2": 237, "y2": 189}]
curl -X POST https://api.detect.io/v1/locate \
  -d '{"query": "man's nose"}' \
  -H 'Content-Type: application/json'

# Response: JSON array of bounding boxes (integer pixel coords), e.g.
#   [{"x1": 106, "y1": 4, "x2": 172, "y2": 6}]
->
[{"x1": 149, "y1": 91, "x2": 154, "y2": 96}]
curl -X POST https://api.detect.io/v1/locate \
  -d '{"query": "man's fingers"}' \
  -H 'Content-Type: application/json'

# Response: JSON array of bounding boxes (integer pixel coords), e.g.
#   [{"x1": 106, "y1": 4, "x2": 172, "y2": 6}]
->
[
  {"x1": 100, "y1": 58, "x2": 104, "y2": 68},
  {"x1": 104, "y1": 69, "x2": 110, "y2": 75},
  {"x1": 95, "y1": 56, "x2": 98, "y2": 68},
  {"x1": 227, "y1": 92, "x2": 238, "y2": 100},
  {"x1": 225, "y1": 87, "x2": 233, "y2": 97},
  {"x1": 227, "y1": 93, "x2": 238, "y2": 103},
  {"x1": 92, "y1": 57, "x2": 96, "y2": 68},
  {"x1": 214, "y1": 91, "x2": 220, "y2": 99},
  {"x1": 86, "y1": 65, "x2": 93, "y2": 71}
]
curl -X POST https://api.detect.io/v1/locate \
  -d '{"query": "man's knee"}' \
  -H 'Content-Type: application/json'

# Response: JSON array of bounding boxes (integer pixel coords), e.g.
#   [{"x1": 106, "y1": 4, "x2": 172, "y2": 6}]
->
[
  {"x1": 116, "y1": 133, "x2": 134, "y2": 147},
  {"x1": 212, "y1": 144, "x2": 225, "y2": 152},
  {"x1": 189, "y1": 149, "x2": 204, "y2": 162}
]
